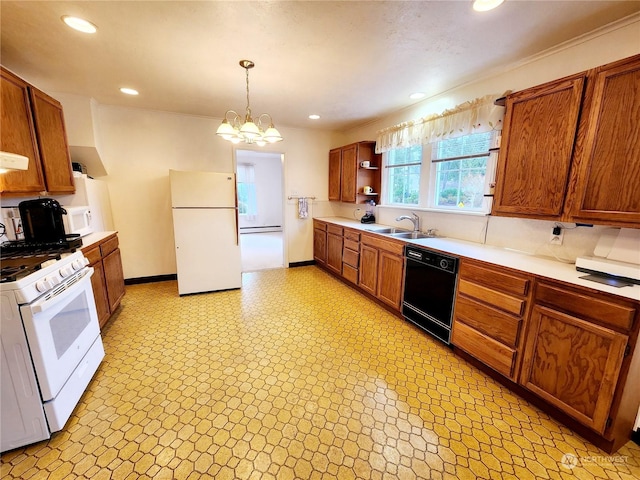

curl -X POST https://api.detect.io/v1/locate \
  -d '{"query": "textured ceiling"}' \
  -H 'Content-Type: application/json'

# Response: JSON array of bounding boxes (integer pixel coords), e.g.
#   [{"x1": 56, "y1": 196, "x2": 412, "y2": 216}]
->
[{"x1": 1, "y1": 1, "x2": 639, "y2": 131}]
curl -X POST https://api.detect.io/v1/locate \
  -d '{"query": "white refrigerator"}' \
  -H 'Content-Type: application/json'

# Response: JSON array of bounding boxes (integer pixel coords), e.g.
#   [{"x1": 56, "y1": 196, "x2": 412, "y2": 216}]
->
[{"x1": 169, "y1": 170, "x2": 242, "y2": 295}]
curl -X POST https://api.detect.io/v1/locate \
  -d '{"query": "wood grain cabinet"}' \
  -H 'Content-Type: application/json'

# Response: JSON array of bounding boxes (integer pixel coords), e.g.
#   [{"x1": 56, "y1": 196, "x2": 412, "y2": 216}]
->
[
  {"x1": 0, "y1": 66, "x2": 75, "y2": 196},
  {"x1": 82, "y1": 234, "x2": 126, "y2": 329},
  {"x1": 452, "y1": 259, "x2": 533, "y2": 380},
  {"x1": 492, "y1": 73, "x2": 585, "y2": 219},
  {"x1": 519, "y1": 281, "x2": 638, "y2": 449},
  {"x1": 328, "y1": 141, "x2": 381, "y2": 204},
  {"x1": 492, "y1": 53, "x2": 640, "y2": 228},
  {"x1": 342, "y1": 228, "x2": 360, "y2": 285},
  {"x1": 567, "y1": 55, "x2": 640, "y2": 226},
  {"x1": 359, "y1": 233, "x2": 405, "y2": 311},
  {"x1": 313, "y1": 220, "x2": 327, "y2": 265},
  {"x1": 326, "y1": 224, "x2": 343, "y2": 275}
]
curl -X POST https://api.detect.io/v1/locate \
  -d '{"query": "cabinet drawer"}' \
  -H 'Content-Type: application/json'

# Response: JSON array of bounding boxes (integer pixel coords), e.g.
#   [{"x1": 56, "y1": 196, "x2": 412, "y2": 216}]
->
[
  {"x1": 82, "y1": 245, "x2": 102, "y2": 265},
  {"x1": 455, "y1": 295, "x2": 522, "y2": 348},
  {"x1": 343, "y1": 248, "x2": 359, "y2": 268},
  {"x1": 452, "y1": 321, "x2": 516, "y2": 378},
  {"x1": 460, "y1": 261, "x2": 530, "y2": 296},
  {"x1": 100, "y1": 235, "x2": 119, "y2": 257},
  {"x1": 327, "y1": 224, "x2": 343, "y2": 236},
  {"x1": 344, "y1": 229, "x2": 360, "y2": 242},
  {"x1": 344, "y1": 238, "x2": 359, "y2": 252},
  {"x1": 458, "y1": 279, "x2": 525, "y2": 316},
  {"x1": 536, "y1": 282, "x2": 636, "y2": 331},
  {"x1": 343, "y1": 264, "x2": 358, "y2": 284}
]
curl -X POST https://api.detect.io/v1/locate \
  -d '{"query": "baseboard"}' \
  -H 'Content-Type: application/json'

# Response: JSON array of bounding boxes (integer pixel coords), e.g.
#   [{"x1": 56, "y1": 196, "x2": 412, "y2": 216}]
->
[
  {"x1": 289, "y1": 260, "x2": 315, "y2": 268},
  {"x1": 125, "y1": 274, "x2": 177, "y2": 285},
  {"x1": 633, "y1": 429, "x2": 640, "y2": 446}
]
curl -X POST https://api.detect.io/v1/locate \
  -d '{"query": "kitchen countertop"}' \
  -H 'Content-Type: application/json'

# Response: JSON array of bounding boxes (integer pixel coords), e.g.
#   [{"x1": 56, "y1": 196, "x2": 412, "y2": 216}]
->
[
  {"x1": 81, "y1": 231, "x2": 118, "y2": 249},
  {"x1": 315, "y1": 216, "x2": 640, "y2": 302}
]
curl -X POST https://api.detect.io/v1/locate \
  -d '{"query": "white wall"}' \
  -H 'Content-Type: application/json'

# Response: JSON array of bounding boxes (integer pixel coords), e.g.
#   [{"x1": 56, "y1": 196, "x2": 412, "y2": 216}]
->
[
  {"x1": 333, "y1": 17, "x2": 640, "y2": 262},
  {"x1": 64, "y1": 104, "x2": 341, "y2": 279}
]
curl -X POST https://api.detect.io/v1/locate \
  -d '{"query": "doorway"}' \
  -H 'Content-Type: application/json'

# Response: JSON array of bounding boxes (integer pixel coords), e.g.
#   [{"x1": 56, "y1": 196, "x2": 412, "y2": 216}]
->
[{"x1": 235, "y1": 149, "x2": 285, "y2": 271}]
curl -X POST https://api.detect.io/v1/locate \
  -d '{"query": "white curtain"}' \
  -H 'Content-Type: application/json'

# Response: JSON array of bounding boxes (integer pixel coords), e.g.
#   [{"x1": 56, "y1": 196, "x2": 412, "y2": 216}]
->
[{"x1": 375, "y1": 94, "x2": 507, "y2": 153}]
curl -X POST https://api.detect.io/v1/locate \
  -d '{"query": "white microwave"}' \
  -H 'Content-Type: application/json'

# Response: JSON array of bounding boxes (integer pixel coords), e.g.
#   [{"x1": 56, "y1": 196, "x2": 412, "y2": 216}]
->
[{"x1": 63, "y1": 206, "x2": 94, "y2": 237}]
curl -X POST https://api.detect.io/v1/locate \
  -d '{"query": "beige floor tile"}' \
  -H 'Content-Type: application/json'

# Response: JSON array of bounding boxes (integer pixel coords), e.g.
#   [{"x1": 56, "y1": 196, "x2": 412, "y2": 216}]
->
[{"x1": 2, "y1": 267, "x2": 639, "y2": 479}]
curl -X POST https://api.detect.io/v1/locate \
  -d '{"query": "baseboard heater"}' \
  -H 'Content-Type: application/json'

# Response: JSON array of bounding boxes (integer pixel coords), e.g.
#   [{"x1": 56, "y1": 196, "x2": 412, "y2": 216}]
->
[{"x1": 240, "y1": 226, "x2": 282, "y2": 234}]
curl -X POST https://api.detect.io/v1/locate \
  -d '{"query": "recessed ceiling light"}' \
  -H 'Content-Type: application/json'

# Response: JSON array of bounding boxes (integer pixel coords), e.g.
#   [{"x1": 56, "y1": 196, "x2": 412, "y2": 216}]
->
[
  {"x1": 120, "y1": 87, "x2": 139, "y2": 96},
  {"x1": 472, "y1": 0, "x2": 504, "y2": 12},
  {"x1": 409, "y1": 92, "x2": 425, "y2": 100},
  {"x1": 61, "y1": 15, "x2": 97, "y2": 33},
  {"x1": 308, "y1": 114, "x2": 320, "y2": 120}
]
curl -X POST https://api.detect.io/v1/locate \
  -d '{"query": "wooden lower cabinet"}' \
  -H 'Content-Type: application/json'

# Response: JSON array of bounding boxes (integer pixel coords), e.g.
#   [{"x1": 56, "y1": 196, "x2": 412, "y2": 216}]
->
[
  {"x1": 326, "y1": 225, "x2": 343, "y2": 275},
  {"x1": 520, "y1": 305, "x2": 628, "y2": 434},
  {"x1": 359, "y1": 233, "x2": 404, "y2": 311},
  {"x1": 452, "y1": 260, "x2": 532, "y2": 380},
  {"x1": 518, "y1": 280, "x2": 638, "y2": 447},
  {"x1": 342, "y1": 228, "x2": 360, "y2": 285},
  {"x1": 313, "y1": 220, "x2": 327, "y2": 265},
  {"x1": 82, "y1": 233, "x2": 125, "y2": 329}
]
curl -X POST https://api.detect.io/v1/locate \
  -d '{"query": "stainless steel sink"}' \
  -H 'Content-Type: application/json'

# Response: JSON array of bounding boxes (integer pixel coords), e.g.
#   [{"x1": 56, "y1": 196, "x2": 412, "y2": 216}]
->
[
  {"x1": 365, "y1": 227, "x2": 411, "y2": 234},
  {"x1": 389, "y1": 231, "x2": 433, "y2": 240}
]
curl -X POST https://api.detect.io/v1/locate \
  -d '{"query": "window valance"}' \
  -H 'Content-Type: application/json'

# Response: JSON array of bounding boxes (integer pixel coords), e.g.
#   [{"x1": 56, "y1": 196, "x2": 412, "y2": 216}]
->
[{"x1": 375, "y1": 93, "x2": 507, "y2": 153}]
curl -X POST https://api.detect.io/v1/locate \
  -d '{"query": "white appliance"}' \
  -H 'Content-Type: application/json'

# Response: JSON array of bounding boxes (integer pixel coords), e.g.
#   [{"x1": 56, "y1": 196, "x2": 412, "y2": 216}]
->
[
  {"x1": 1, "y1": 251, "x2": 104, "y2": 452},
  {"x1": 58, "y1": 174, "x2": 115, "y2": 233},
  {"x1": 169, "y1": 170, "x2": 242, "y2": 295},
  {"x1": 576, "y1": 229, "x2": 640, "y2": 284},
  {"x1": 63, "y1": 206, "x2": 93, "y2": 237}
]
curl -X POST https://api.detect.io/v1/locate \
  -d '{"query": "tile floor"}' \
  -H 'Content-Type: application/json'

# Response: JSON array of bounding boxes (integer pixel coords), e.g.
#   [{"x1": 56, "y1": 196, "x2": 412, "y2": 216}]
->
[{"x1": 1, "y1": 266, "x2": 639, "y2": 480}]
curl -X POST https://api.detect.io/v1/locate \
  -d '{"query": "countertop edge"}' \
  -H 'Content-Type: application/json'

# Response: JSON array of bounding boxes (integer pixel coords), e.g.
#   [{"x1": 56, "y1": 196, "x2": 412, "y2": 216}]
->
[{"x1": 81, "y1": 231, "x2": 118, "y2": 250}]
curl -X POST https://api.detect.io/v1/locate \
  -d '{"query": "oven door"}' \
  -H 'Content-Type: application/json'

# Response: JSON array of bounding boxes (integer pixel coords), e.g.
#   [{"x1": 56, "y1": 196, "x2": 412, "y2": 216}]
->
[{"x1": 19, "y1": 269, "x2": 100, "y2": 401}]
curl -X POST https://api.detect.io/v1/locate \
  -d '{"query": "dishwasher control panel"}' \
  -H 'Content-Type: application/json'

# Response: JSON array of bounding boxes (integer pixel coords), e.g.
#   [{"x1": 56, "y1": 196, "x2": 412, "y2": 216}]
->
[{"x1": 405, "y1": 246, "x2": 458, "y2": 274}]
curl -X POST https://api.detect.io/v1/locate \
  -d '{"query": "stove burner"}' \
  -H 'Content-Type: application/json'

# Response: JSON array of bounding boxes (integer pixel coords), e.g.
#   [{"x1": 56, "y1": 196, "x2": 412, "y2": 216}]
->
[{"x1": 1, "y1": 239, "x2": 80, "y2": 283}]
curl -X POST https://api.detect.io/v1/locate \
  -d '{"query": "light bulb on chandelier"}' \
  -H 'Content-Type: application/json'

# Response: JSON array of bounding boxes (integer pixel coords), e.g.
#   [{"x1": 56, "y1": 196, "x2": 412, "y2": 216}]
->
[{"x1": 216, "y1": 60, "x2": 283, "y2": 146}]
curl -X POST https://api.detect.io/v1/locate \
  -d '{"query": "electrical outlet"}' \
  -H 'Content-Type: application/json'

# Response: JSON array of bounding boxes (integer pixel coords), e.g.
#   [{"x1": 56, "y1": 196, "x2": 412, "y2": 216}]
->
[{"x1": 549, "y1": 226, "x2": 564, "y2": 245}]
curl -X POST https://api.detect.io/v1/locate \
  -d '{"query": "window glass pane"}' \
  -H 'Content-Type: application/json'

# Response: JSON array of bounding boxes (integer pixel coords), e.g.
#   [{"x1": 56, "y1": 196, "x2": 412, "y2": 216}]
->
[
  {"x1": 389, "y1": 164, "x2": 420, "y2": 205},
  {"x1": 433, "y1": 131, "x2": 492, "y2": 210},
  {"x1": 237, "y1": 164, "x2": 257, "y2": 216},
  {"x1": 388, "y1": 145, "x2": 422, "y2": 165},
  {"x1": 386, "y1": 145, "x2": 422, "y2": 205}
]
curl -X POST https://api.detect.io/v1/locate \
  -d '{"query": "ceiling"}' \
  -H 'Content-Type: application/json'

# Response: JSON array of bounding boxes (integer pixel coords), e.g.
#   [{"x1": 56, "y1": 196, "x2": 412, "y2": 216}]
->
[{"x1": 1, "y1": 1, "x2": 639, "y2": 132}]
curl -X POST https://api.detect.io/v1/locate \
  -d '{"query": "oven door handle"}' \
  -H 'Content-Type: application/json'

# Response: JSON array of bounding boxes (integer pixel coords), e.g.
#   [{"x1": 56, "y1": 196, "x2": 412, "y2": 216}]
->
[{"x1": 27, "y1": 268, "x2": 94, "y2": 315}]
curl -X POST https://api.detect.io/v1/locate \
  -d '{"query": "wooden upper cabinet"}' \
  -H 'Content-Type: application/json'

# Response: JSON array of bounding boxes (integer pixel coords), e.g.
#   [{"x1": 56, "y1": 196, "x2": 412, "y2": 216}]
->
[
  {"x1": 340, "y1": 144, "x2": 358, "y2": 203},
  {"x1": 328, "y1": 148, "x2": 342, "y2": 201},
  {"x1": 328, "y1": 141, "x2": 381, "y2": 204},
  {"x1": 0, "y1": 66, "x2": 74, "y2": 196},
  {"x1": 0, "y1": 67, "x2": 46, "y2": 194},
  {"x1": 29, "y1": 87, "x2": 75, "y2": 194},
  {"x1": 568, "y1": 54, "x2": 640, "y2": 227},
  {"x1": 492, "y1": 74, "x2": 585, "y2": 219}
]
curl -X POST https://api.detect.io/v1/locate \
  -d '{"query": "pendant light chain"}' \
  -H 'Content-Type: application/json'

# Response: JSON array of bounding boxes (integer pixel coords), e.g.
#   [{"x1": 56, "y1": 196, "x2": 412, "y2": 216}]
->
[{"x1": 245, "y1": 65, "x2": 252, "y2": 121}]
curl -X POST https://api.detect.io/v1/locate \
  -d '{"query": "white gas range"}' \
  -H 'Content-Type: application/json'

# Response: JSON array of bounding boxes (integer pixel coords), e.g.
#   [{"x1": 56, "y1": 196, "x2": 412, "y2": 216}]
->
[{"x1": 1, "y1": 247, "x2": 105, "y2": 452}]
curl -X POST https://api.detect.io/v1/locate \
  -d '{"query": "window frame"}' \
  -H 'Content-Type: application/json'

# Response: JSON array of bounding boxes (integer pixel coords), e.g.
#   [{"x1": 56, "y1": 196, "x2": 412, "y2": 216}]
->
[{"x1": 383, "y1": 131, "x2": 497, "y2": 214}]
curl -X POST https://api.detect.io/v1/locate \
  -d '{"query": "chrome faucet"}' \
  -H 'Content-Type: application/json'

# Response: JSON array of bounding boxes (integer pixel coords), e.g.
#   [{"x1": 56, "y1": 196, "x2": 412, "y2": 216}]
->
[{"x1": 396, "y1": 212, "x2": 420, "y2": 232}]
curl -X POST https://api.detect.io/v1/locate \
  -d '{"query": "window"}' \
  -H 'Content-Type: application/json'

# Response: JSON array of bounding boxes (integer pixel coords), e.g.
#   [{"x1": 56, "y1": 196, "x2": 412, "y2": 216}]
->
[
  {"x1": 383, "y1": 131, "x2": 495, "y2": 212},
  {"x1": 236, "y1": 163, "x2": 257, "y2": 218},
  {"x1": 433, "y1": 131, "x2": 493, "y2": 210},
  {"x1": 386, "y1": 145, "x2": 422, "y2": 205}
]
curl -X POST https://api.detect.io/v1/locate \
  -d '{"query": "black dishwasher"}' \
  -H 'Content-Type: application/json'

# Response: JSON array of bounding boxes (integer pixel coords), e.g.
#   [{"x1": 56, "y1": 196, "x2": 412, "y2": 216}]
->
[{"x1": 402, "y1": 245, "x2": 459, "y2": 344}]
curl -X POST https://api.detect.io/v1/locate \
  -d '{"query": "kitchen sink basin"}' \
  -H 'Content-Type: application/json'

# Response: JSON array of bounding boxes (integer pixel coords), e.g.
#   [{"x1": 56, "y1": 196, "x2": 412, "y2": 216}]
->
[
  {"x1": 365, "y1": 227, "x2": 410, "y2": 234},
  {"x1": 389, "y1": 231, "x2": 433, "y2": 240}
]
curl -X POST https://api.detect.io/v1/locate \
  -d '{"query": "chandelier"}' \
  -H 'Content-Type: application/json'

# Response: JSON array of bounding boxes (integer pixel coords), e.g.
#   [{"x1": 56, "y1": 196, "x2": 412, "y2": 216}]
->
[{"x1": 216, "y1": 60, "x2": 283, "y2": 146}]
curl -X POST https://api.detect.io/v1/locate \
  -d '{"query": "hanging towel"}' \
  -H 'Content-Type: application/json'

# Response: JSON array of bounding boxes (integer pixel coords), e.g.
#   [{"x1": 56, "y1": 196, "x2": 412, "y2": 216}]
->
[{"x1": 298, "y1": 197, "x2": 308, "y2": 219}]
